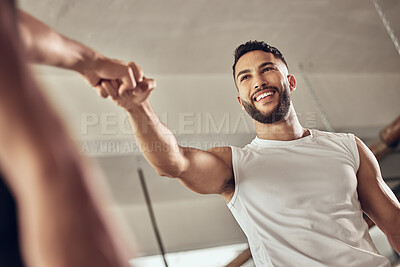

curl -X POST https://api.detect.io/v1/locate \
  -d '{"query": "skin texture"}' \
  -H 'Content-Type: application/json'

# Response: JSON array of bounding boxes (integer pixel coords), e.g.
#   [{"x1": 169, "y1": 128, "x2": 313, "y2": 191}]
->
[
  {"x1": 0, "y1": 2, "x2": 139, "y2": 267},
  {"x1": 110, "y1": 49, "x2": 400, "y2": 254}
]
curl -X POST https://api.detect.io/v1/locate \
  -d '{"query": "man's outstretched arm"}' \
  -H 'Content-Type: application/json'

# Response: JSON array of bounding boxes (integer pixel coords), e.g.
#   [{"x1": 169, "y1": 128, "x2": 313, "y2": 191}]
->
[
  {"x1": 0, "y1": 1, "x2": 132, "y2": 266},
  {"x1": 107, "y1": 79, "x2": 235, "y2": 201},
  {"x1": 355, "y1": 137, "x2": 400, "y2": 254},
  {"x1": 17, "y1": 9, "x2": 143, "y2": 98}
]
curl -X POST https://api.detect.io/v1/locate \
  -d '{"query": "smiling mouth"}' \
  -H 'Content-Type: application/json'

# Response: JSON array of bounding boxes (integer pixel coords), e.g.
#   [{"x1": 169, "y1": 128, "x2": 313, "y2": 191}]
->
[{"x1": 253, "y1": 89, "x2": 277, "y2": 102}]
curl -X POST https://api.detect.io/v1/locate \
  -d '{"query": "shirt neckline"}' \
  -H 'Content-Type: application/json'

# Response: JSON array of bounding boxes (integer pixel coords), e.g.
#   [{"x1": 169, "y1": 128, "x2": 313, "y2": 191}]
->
[{"x1": 252, "y1": 129, "x2": 314, "y2": 147}]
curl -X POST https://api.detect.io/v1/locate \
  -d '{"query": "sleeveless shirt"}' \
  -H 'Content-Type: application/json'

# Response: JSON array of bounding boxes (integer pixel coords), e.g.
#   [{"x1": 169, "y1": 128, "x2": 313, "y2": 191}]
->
[{"x1": 228, "y1": 129, "x2": 390, "y2": 266}]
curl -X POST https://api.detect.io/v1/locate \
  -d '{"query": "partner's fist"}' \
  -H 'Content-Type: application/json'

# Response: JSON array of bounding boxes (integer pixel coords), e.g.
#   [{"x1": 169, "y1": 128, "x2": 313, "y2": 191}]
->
[{"x1": 79, "y1": 54, "x2": 143, "y2": 98}]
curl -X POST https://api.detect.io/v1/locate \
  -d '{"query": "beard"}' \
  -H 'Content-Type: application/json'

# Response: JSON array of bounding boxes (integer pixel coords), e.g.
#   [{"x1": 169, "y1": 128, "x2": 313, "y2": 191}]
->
[{"x1": 241, "y1": 85, "x2": 291, "y2": 124}]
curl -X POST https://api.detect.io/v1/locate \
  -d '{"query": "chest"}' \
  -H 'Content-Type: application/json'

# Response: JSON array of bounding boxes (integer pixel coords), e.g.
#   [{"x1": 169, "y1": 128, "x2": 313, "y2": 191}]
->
[{"x1": 237, "y1": 146, "x2": 358, "y2": 209}]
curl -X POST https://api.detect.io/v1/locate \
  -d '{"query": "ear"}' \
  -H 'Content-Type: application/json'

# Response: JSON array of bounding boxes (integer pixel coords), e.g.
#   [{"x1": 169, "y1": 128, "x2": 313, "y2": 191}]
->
[
  {"x1": 287, "y1": 74, "x2": 296, "y2": 92},
  {"x1": 237, "y1": 95, "x2": 245, "y2": 110}
]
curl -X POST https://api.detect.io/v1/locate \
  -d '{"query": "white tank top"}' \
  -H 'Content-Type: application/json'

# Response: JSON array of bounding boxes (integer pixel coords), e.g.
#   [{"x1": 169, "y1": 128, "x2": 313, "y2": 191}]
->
[{"x1": 228, "y1": 129, "x2": 390, "y2": 267}]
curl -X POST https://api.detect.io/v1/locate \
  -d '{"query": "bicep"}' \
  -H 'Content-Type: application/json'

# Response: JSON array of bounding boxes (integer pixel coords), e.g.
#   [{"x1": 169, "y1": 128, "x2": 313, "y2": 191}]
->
[
  {"x1": 356, "y1": 137, "x2": 400, "y2": 234},
  {"x1": 177, "y1": 146, "x2": 234, "y2": 196}
]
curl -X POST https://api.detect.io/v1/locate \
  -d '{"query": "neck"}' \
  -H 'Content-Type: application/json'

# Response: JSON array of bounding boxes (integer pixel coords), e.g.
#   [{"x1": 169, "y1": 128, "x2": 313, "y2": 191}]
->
[{"x1": 254, "y1": 105, "x2": 308, "y2": 141}]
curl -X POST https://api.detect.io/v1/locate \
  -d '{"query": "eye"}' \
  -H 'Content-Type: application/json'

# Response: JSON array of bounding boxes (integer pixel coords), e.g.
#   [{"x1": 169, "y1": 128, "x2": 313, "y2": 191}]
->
[
  {"x1": 240, "y1": 75, "x2": 250, "y2": 82},
  {"x1": 262, "y1": 67, "x2": 274, "y2": 72}
]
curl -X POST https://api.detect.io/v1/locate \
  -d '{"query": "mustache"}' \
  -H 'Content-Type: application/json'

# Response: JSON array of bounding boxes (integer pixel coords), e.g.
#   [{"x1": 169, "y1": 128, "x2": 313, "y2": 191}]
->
[{"x1": 251, "y1": 85, "x2": 279, "y2": 102}]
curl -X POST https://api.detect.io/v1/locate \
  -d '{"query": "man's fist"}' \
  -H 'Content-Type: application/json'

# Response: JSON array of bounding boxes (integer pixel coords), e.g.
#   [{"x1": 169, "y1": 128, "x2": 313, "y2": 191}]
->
[{"x1": 101, "y1": 78, "x2": 157, "y2": 111}]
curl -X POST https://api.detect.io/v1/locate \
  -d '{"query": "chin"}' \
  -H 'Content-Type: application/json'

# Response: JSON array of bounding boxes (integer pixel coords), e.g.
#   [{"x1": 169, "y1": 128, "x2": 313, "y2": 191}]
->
[{"x1": 257, "y1": 102, "x2": 278, "y2": 113}]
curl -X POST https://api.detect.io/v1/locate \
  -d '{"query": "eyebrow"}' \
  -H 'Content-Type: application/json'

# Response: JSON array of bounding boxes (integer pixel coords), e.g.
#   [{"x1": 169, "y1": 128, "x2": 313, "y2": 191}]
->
[
  {"x1": 236, "y1": 62, "x2": 276, "y2": 81},
  {"x1": 258, "y1": 62, "x2": 275, "y2": 69}
]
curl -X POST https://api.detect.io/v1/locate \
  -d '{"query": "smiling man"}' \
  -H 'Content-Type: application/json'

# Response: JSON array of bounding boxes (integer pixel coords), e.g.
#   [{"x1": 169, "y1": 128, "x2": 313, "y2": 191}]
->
[
  {"x1": 108, "y1": 40, "x2": 399, "y2": 266},
  {"x1": 234, "y1": 49, "x2": 292, "y2": 126}
]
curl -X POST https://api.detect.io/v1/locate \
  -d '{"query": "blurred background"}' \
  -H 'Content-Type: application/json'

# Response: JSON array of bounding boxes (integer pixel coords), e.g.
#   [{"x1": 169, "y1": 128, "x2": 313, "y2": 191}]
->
[{"x1": 19, "y1": 0, "x2": 400, "y2": 266}]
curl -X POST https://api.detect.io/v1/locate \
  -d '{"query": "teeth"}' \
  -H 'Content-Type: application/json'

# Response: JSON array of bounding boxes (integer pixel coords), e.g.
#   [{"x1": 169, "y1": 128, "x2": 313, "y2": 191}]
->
[{"x1": 256, "y1": 91, "x2": 274, "y2": 101}]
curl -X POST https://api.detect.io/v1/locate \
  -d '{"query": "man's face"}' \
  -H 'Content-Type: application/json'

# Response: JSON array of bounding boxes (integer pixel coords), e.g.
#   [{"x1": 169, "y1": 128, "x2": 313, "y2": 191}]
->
[{"x1": 234, "y1": 50, "x2": 295, "y2": 124}]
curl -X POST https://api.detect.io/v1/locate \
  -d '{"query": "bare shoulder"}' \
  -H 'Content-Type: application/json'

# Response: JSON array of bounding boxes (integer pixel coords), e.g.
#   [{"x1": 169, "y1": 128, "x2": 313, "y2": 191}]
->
[
  {"x1": 354, "y1": 136, "x2": 381, "y2": 184},
  {"x1": 354, "y1": 136, "x2": 379, "y2": 171},
  {"x1": 206, "y1": 146, "x2": 232, "y2": 167},
  {"x1": 354, "y1": 136, "x2": 368, "y2": 152}
]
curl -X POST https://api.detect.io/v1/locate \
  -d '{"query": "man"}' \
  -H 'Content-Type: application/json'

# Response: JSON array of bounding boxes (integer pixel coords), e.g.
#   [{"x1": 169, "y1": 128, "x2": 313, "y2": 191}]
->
[
  {"x1": 108, "y1": 40, "x2": 400, "y2": 266},
  {"x1": 0, "y1": 1, "x2": 150, "y2": 266}
]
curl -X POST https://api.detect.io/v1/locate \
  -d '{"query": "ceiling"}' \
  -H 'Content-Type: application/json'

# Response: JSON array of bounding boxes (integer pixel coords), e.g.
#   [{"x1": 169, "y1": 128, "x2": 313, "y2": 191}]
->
[{"x1": 19, "y1": 0, "x2": 400, "y2": 258}]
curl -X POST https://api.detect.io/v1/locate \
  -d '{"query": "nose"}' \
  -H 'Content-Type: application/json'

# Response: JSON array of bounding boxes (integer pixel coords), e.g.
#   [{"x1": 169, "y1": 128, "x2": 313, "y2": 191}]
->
[
  {"x1": 254, "y1": 81, "x2": 267, "y2": 90},
  {"x1": 253, "y1": 74, "x2": 267, "y2": 90}
]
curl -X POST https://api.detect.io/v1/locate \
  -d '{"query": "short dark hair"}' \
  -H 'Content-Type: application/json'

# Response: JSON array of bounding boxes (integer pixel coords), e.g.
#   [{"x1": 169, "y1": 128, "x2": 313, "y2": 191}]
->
[{"x1": 232, "y1": 40, "x2": 288, "y2": 79}]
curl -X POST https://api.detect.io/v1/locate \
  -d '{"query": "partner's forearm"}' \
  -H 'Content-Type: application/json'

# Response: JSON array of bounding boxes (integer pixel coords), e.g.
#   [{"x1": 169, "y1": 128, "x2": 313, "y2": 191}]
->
[
  {"x1": 0, "y1": 10, "x2": 73, "y2": 188},
  {"x1": 127, "y1": 101, "x2": 187, "y2": 177},
  {"x1": 16, "y1": 159, "x2": 131, "y2": 267},
  {"x1": 0, "y1": 81, "x2": 132, "y2": 267},
  {"x1": 0, "y1": 21, "x2": 131, "y2": 267},
  {"x1": 17, "y1": 10, "x2": 96, "y2": 73},
  {"x1": 0, "y1": 35, "x2": 75, "y2": 191}
]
